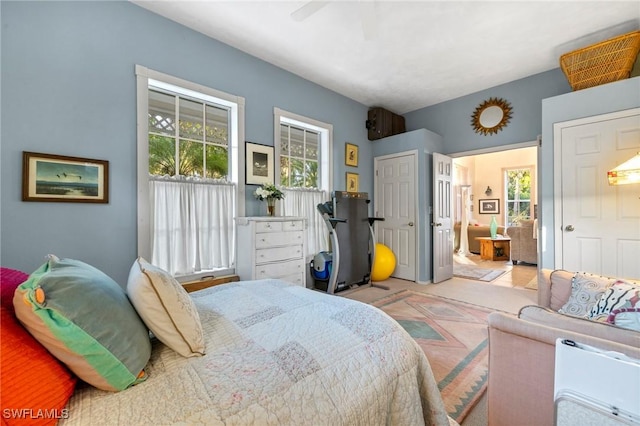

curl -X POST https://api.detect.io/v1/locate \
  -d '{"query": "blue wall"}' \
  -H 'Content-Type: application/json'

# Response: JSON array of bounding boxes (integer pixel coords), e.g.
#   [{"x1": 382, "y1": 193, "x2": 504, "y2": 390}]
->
[
  {"x1": 404, "y1": 69, "x2": 571, "y2": 153},
  {"x1": 3, "y1": 1, "x2": 619, "y2": 285},
  {"x1": 1, "y1": 1, "x2": 370, "y2": 284},
  {"x1": 539, "y1": 76, "x2": 640, "y2": 269}
]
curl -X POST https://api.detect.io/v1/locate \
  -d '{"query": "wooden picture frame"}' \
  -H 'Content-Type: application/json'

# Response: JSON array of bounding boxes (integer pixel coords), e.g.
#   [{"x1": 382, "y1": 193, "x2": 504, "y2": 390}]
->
[
  {"x1": 345, "y1": 142, "x2": 358, "y2": 167},
  {"x1": 22, "y1": 151, "x2": 109, "y2": 203},
  {"x1": 245, "y1": 142, "x2": 274, "y2": 185},
  {"x1": 346, "y1": 172, "x2": 359, "y2": 193},
  {"x1": 479, "y1": 198, "x2": 500, "y2": 214}
]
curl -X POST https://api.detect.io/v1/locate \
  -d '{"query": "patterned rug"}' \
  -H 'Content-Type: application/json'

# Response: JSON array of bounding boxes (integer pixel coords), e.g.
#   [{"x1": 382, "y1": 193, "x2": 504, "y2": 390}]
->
[
  {"x1": 372, "y1": 290, "x2": 492, "y2": 423},
  {"x1": 453, "y1": 264, "x2": 506, "y2": 282}
]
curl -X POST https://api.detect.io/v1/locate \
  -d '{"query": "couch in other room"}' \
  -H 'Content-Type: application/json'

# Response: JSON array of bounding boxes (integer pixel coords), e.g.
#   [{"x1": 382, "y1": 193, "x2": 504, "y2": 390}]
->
[
  {"x1": 506, "y1": 219, "x2": 538, "y2": 264},
  {"x1": 453, "y1": 222, "x2": 506, "y2": 254},
  {"x1": 487, "y1": 269, "x2": 640, "y2": 426}
]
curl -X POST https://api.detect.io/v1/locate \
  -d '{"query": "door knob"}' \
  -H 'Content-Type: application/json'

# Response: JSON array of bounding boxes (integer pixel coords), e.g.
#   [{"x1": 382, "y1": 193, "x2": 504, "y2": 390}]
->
[
  {"x1": 408, "y1": 222, "x2": 414, "y2": 227},
  {"x1": 431, "y1": 222, "x2": 442, "y2": 227},
  {"x1": 565, "y1": 225, "x2": 575, "y2": 232}
]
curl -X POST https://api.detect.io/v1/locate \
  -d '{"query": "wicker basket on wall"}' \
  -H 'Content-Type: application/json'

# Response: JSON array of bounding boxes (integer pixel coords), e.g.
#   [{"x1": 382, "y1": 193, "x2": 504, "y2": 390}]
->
[{"x1": 560, "y1": 30, "x2": 640, "y2": 91}]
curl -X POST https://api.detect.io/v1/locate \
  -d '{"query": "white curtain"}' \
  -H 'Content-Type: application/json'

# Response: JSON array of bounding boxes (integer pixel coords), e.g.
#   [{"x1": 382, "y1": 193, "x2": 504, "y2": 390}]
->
[
  {"x1": 281, "y1": 188, "x2": 329, "y2": 257},
  {"x1": 459, "y1": 186, "x2": 471, "y2": 256},
  {"x1": 150, "y1": 176, "x2": 236, "y2": 276}
]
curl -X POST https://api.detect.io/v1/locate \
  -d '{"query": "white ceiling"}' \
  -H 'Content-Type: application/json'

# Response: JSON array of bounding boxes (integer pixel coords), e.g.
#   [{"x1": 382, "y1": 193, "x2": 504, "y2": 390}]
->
[{"x1": 132, "y1": 1, "x2": 640, "y2": 114}]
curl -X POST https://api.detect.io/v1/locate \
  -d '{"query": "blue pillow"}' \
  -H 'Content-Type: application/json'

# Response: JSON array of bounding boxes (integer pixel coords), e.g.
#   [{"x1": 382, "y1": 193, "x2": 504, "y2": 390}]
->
[{"x1": 14, "y1": 255, "x2": 151, "y2": 391}]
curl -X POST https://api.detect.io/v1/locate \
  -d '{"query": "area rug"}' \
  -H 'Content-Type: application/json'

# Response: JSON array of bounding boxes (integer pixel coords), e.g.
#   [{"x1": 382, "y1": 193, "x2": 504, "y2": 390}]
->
[
  {"x1": 373, "y1": 290, "x2": 492, "y2": 423},
  {"x1": 453, "y1": 264, "x2": 506, "y2": 282}
]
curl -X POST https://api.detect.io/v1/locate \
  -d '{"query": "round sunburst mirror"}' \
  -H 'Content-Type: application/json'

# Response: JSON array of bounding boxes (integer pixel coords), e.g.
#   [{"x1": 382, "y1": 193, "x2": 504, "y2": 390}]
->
[{"x1": 471, "y1": 97, "x2": 513, "y2": 136}]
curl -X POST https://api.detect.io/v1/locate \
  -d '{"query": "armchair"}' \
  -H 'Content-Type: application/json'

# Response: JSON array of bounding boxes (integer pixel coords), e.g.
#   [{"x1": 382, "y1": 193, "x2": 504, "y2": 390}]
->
[{"x1": 506, "y1": 219, "x2": 538, "y2": 264}]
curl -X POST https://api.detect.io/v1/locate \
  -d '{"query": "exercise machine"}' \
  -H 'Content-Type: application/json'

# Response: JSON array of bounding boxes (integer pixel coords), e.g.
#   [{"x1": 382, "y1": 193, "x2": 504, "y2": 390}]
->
[{"x1": 310, "y1": 191, "x2": 385, "y2": 294}]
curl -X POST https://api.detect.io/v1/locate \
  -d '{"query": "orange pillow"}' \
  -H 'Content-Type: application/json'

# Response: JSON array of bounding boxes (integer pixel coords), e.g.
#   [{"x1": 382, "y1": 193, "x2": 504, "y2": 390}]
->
[{"x1": 0, "y1": 306, "x2": 77, "y2": 425}]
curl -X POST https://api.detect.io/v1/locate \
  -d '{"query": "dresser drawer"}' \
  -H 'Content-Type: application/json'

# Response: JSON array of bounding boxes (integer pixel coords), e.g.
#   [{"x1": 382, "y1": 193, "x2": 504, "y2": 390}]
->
[
  {"x1": 279, "y1": 272, "x2": 305, "y2": 287},
  {"x1": 255, "y1": 230, "x2": 304, "y2": 248},
  {"x1": 255, "y1": 221, "x2": 283, "y2": 233},
  {"x1": 255, "y1": 259, "x2": 304, "y2": 279},
  {"x1": 255, "y1": 245, "x2": 303, "y2": 264},
  {"x1": 282, "y1": 220, "x2": 304, "y2": 232}
]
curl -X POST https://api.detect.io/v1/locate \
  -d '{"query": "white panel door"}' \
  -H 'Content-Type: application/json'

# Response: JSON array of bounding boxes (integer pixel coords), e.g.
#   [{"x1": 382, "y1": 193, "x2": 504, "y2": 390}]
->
[
  {"x1": 560, "y1": 111, "x2": 640, "y2": 278},
  {"x1": 375, "y1": 153, "x2": 416, "y2": 281},
  {"x1": 432, "y1": 153, "x2": 453, "y2": 283}
]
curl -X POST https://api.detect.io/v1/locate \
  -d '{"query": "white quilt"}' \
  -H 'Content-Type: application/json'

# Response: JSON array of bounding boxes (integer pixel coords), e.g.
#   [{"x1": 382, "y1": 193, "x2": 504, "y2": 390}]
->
[{"x1": 62, "y1": 279, "x2": 451, "y2": 425}]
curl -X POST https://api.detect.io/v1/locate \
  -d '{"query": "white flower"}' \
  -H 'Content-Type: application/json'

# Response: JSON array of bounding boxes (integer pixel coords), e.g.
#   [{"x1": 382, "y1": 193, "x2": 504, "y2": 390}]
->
[{"x1": 255, "y1": 188, "x2": 270, "y2": 198}]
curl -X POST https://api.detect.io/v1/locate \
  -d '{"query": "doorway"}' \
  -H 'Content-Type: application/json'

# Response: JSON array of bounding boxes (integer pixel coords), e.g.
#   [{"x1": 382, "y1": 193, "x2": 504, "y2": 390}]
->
[
  {"x1": 451, "y1": 144, "x2": 538, "y2": 254},
  {"x1": 451, "y1": 143, "x2": 539, "y2": 286}
]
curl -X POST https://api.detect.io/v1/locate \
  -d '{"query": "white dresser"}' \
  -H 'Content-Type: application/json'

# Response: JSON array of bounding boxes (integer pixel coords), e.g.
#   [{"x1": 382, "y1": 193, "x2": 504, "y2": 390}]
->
[{"x1": 235, "y1": 217, "x2": 306, "y2": 286}]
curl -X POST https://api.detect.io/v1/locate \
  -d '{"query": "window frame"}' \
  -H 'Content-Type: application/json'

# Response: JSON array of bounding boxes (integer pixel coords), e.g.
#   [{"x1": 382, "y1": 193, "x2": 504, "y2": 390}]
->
[
  {"x1": 135, "y1": 65, "x2": 246, "y2": 278},
  {"x1": 503, "y1": 166, "x2": 533, "y2": 226},
  {"x1": 273, "y1": 107, "x2": 333, "y2": 192}
]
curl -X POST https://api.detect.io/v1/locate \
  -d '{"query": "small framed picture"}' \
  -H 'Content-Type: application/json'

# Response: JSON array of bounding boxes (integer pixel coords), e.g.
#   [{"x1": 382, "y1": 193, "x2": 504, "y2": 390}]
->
[
  {"x1": 345, "y1": 143, "x2": 358, "y2": 167},
  {"x1": 22, "y1": 151, "x2": 109, "y2": 203},
  {"x1": 245, "y1": 142, "x2": 274, "y2": 185},
  {"x1": 479, "y1": 198, "x2": 500, "y2": 214},
  {"x1": 346, "y1": 172, "x2": 359, "y2": 192}
]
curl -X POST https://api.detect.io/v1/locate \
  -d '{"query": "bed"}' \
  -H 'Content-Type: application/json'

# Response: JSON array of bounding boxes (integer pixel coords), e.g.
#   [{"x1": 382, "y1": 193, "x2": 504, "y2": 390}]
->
[{"x1": 2, "y1": 260, "x2": 452, "y2": 426}]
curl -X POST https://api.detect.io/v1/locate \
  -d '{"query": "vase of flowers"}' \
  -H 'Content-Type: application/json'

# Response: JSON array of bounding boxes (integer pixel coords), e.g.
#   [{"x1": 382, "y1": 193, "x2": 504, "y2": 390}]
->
[{"x1": 254, "y1": 184, "x2": 284, "y2": 216}]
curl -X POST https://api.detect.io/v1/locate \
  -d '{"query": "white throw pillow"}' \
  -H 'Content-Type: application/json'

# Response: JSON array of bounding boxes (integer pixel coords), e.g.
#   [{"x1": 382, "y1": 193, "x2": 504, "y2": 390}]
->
[
  {"x1": 558, "y1": 273, "x2": 614, "y2": 318},
  {"x1": 127, "y1": 257, "x2": 205, "y2": 357}
]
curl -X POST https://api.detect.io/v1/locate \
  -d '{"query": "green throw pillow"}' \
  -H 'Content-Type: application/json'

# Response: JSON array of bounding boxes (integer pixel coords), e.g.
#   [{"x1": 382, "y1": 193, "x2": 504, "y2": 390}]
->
[{"x1": 13, "y1": 255, "x2": 151, "y2": 391}]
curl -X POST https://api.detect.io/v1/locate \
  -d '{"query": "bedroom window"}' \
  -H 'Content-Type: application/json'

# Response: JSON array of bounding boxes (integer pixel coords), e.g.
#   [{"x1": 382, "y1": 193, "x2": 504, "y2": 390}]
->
[
  {"x1": 274, "y1": 108, "x2": 332, "y2": 257},
  {"x1": 505, "y1": 167, "x2": 532, "y2": 226},
  {"x1": 136, "y1": 66, "x2": 245, "y2": 280}
]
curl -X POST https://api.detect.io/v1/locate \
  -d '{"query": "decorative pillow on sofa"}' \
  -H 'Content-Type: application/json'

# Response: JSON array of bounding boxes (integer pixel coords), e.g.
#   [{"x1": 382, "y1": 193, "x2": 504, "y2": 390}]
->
[
  {"x1": 558, "y1": 272, "x2": 614, "y2": 318},
  {"x1": 1, "y1": 306, "x2": 77, "y2": 425},
  {"x1": 588, "y1": 280, "x2": 640, "y2": 331},
  {"x1": 609, "y1": 308, "x2": 640, "y2": 332},
  {"x1": 13, "y1": 255, "x2": 151, "y2": 392},
  {"x1": 127, "y1": 257, "x2": 205, "y2": 358}
]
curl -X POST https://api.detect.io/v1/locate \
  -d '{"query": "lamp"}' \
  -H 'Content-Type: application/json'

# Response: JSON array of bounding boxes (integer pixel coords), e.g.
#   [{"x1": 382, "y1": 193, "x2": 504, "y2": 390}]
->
[
  {"x1": 608, "y1": 152, "x2": 640, "y2": 185},
  {"x1": 485, "y1": 186, "x2": 492, "y2": 196}
]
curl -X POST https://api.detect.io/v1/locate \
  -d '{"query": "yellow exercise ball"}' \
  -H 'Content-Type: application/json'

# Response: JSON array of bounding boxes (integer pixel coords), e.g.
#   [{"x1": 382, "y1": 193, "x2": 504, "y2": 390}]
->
[{"x1": 371, "y1": 243, "x2": 396, "y2": 281}]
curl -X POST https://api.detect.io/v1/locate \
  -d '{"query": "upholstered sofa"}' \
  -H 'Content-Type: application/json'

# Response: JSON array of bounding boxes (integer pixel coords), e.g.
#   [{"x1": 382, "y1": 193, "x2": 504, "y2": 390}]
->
[
  {"x1": 506, "y1": 219, "x2": 538, "y2": 264},
  {"x1": 453, "y1": 223, "x2": 505, "y2": 254},
  {"x1": 487, "y1": 269, "x2": 640, "y2": 426}
]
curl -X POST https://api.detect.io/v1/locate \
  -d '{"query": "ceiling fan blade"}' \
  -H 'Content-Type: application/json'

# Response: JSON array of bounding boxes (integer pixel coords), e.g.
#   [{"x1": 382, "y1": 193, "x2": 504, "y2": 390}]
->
[
  {"x1": 291, "y1": 1, "x2": 331, "y2": 22},
  {"x1": 359, "y1": 0, "x2": 377, "y2": 40}
]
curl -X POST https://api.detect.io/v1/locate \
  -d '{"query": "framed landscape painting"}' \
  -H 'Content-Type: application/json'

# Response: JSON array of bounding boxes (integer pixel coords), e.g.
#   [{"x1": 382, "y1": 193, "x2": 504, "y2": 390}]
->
[{"x1": 22, "y1": 151, "x2": 109, "y2": 203}]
